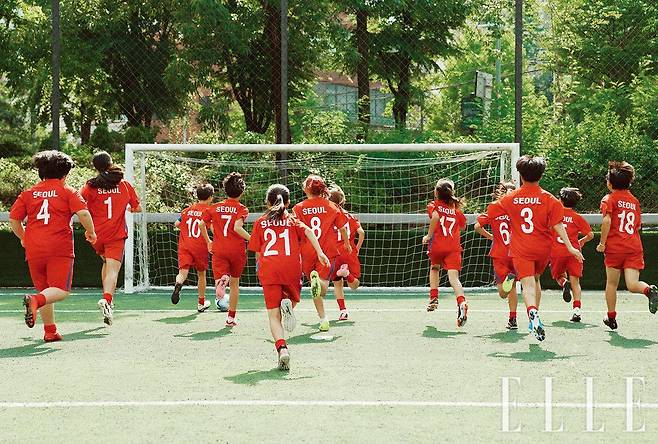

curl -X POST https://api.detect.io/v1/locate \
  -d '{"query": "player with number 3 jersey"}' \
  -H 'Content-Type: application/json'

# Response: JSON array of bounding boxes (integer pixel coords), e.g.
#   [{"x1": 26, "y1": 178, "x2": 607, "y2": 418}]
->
[
  {"x1": 80, "y1": 151, "x2": 140, "y2": 326},
  {"x1": 171, "y1": 184, "x2": 214, "y2": 312}
]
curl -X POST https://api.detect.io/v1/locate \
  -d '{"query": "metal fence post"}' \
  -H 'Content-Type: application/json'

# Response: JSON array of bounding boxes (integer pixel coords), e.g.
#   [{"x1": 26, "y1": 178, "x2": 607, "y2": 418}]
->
[{"x1": 51, "y1": 0, "x2": 61, "y2": 150}]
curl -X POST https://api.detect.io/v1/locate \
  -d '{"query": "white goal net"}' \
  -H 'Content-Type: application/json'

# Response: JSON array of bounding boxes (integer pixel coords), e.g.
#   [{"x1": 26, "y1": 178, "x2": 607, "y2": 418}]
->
[{"x1": 124, "y1": 143, "x2": 519, "y2": 293}]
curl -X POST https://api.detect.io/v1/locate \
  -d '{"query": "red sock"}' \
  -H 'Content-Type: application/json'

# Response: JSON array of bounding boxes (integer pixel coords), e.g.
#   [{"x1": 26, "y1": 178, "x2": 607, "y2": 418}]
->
[
  {"x1": 573, "y1": 300, "x2": 581, "y2": 309},
  {"x1": 429, "y1": 289, "x2": 438, "y2": 299},
  {"x1": 337, "y1": 299, "x2": 346, "y2": 311},
  {"x1": 275, "y1": 339, "x2": 287, "y2": 351},
  {"x1": 557, "y1": 277, "x2": 567, "y2": 288},
  {"x1": 346, "y1": 274, "x2": 356, "y2": 284},
  {"x1": 228, "y1": 310, "x2": 236, "y2": 319},
  {"x1": 103, "y1": 293, "x2": 112, "y2": 304},
  {"x1": 44, "y1": 324, "x2": 57, "y2": 334},
  {"x1": 456, "y1": 295, "x2": 465, "y2": 306},
  {"x1": 34, "y1": 293, "x2": 47, "y2": 308},
  {"x1": 509, "y1": 311, "x2": 517, "y2": 319},
  {"x1": 199, "y1": 296, "x2": 205, "y2": 304},
  {"x1": 643, "y1": 286, "x2": 651, "y2": 297},
  {"x1": 526, "y1": 305, "x2": 538, "y2": 316},
  {"x1": 607, "y1": 311, "x2": 616, "y2": 319}
]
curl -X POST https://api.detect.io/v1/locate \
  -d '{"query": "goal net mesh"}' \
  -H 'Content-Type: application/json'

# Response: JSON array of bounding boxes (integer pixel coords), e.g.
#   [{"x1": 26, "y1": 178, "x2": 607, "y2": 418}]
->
[{"x1": 131, "y1": 149, "x2": 512, "y2": 291}]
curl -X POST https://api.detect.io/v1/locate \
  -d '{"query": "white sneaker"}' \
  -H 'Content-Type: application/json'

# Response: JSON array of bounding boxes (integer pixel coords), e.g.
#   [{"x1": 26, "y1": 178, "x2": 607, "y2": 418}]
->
[
  {"x1": 338, "y1": 310, "x2": 349, "y2": 321},
  {"x1": 571, "y1": 307, "x2": 582, "y2": 323},
  {"x1": 278, "y1": 347, "x2": 290, "y2": 371},
  {"x1": 280, "y1": 299, "x2": 296, "y2": 332},
  {"x1": 225, "y1": 316, "x2": 238, "y2": 327},
  {"x1": 197, "y1": 300, "x2": 211, "y2": 312},
  {"x1": 98, "y1": 299, "x2": 113, "y2": 326}
]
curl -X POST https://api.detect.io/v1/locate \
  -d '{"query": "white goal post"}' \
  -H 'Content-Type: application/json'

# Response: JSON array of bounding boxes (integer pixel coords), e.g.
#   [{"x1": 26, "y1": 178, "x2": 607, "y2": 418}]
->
[{"x1": 123, "y1": 143, "x2": 520, "y2": 293}]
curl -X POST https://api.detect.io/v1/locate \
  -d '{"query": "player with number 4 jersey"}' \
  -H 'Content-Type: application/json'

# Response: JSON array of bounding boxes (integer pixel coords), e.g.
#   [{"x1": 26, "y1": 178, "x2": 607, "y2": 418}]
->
[
  {"x1": 80, "y1": 152, "x2": 140, "y2": 326},
  {"x1": 171, "y1": 184, "x2": 214, "y2": 312}
]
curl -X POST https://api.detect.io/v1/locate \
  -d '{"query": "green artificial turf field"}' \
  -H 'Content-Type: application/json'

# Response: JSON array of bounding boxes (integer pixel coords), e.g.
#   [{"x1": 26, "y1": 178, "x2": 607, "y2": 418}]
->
[{"x1": 1, "y1": 288, "x2": 657, "y2": 443}]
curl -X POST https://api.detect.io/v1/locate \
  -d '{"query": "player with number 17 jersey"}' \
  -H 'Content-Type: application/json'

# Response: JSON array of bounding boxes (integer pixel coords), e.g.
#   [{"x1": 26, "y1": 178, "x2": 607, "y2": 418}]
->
[{"x1": 426, "y1": 199, "x2": 467, "y2": 270}]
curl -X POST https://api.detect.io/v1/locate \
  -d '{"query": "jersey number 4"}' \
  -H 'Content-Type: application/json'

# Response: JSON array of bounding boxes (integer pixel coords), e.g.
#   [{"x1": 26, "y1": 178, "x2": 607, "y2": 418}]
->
[{"x1": 36, "y1": 199, "x2": 50, "y2": 225}]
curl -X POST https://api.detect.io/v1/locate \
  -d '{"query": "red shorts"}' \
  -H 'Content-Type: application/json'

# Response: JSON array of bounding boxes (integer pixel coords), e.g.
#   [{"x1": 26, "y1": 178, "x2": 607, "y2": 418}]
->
[
  {"x1": 93, "y1": 238, "x2": 125, "y2": 261},
  {"x1": 492, "y1": 256, "x2": 516, "y2": 284},
  {"x1": 302, "y1": 253, "x2": 336, "y2": 281},
  {"x1": 512, "y1": 256, "x2": 549, "y2": 279},
  {"x1": 331, "y1": 253, "x2": 361, "y2": 281},
  {"x1": 550, "y1": 256, "x2": 584, "y2": 279},
  {"x1": 428, "y1": 250, "x2": 462, "y2": 271},
  {"x1": 604, "y1": 253, "x2": 645, "y2": 271},
  {"x1": 28, "y1": 256, "x2": 74, "y2": 292},
  {"x1": 212, "y1": 250, "x2": 246, "y2": 279},
  {"x1": 262, "y1": 284, "x2": 301, "y2": 310},
  {"x1": 178, "y1": 247, "x2": 209, "y2": 272}
]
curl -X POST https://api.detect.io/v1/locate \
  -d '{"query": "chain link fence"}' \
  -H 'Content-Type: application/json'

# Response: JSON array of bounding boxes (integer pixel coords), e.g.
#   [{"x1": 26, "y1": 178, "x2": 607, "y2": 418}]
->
[{"x1": 1, "y1": 0, "x2": 657, "y2": 213}]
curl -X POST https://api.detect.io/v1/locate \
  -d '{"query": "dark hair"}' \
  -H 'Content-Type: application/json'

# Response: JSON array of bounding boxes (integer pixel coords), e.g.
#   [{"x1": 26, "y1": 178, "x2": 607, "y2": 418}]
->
[
  {"x1": 303, "y1": 174, "x2": 329, "y2": 198},
  {"x1": 223, "y1": 172, "x2": 246, "y2": 198},
  {"x1": 607, "y1": 161, "x2": 635, "y2": 190},
  {"x1": 559, "y1": 187, "x2": 582, "y2": 208},
  {"x1": 265, "y1": 184, "x2": 290, "y2": 221},
  {"x1": 493, "y1": 181, "x2": 516, "y2": 200},
  {"x1": 196, "y1": 184, "x2": 214, "y2": 201},
  {"x1": 87, "y1": 151, "x2": 124, "y2": 190},
  {"x1": 33, "y1": 150, "x2": 75, "y2": 180},
  {"x1": 435, "y1": 178, "x2": 462, "y2": 208},
  {"x1": 328, "y1": 185, "x2": 346, "y2": 207},
  {"x1": 516, "y1": 155, "x2": 546, "y2": 183}
]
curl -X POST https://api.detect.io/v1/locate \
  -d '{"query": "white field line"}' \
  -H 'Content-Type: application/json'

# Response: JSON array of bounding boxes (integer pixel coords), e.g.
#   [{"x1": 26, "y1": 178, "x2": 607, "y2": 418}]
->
[
  {"x1": 1, "y1": 400, "x2": 658, "y2": 410},
  {"x1": 0, "y1": 308, "x2": 654, "y2": 314}
]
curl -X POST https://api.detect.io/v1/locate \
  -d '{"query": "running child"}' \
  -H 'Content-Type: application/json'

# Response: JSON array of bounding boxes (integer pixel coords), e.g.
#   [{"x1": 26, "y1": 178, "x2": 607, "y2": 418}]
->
[
  {"x1": 9, "y1": 150, "x2": 97, "y2": 341},
  {"x1": 200, "y1": 172, "x2": 250, "y2": 327},
  {"x1": 171, "y1": 184, "x2": 214, "y2": 312},
  {"x1": 293, "y1": 175, "x2": 350, "y2": 332},
  {"x1": 80, "y1": 151, "x2": 141, "y2": 326},
  {"x1": 487, "y1": 155, "x2": 584, "y2": 341},
  {"x1": 596, "y1": 161, "x2": 657, "y2": 330},
  {"x1": 422, "y1": 179, "x2": 469, "y2": 327},
  {"x1": 248, "y1": 184, "x2": 330, "y2": 370},
  {"x1": 329, "y1": 186, "x2": 365, "y2": 321},
  {"x1": 474, "y1": 182, "x2": 519, "y2": 330},
  {"x1": 549, "y1": 187, "x2": 594, "y2": 322}
]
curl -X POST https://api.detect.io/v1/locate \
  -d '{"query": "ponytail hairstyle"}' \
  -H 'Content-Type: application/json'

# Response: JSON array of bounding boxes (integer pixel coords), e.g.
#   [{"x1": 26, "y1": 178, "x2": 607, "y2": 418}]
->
[
  {"x1": 434, "y1": 178, "x2": 462, "y2": 209},
  {"x1": 328, "y1": 185, "x2": 346, "y2": 208},
  {"x1": 492, "y1": 181, "x2": 516, "y2": 201},
  {"x1": 265, "y1": 184, "x2": 290, "y2": 221},
  {"x1": 303, "y1": 174, "x2": 329, "y2": 198},
  {"x1": 87, "y1": 151, "x2": 124, "y2": 190}
]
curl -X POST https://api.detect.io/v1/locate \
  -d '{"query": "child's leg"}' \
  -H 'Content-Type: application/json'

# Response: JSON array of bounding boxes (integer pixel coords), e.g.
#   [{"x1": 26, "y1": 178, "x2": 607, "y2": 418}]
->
[
  {"x1": 175, "y1": 268, "x2": 190, "y2": 286},
  {"x1": 447, "y1": 269, "x2": 465, "y2": 301},
  {"x1": 534, "y1": 275, "x2": 542, "y2": 308},
  {"x1": 41, "y1": 287, "x2": 69, "y2": 304},
  {"x1": 623, "y1": 269, "x2": 649, "y2": 295},
  {"x1": 570, "y1": 275, "x2": 582, "y2": 305},
  {"x1": 508, "y1": 285, "x2": 518, "y2": 319},
  {"x1": 346, "y1": 276, "x2": 360, "y2": 290},
  {"x1": 267, "y1": 307, "x2": 285, "y2": 344},
  {"x1": 40, "y1": 303, "x2": 55, "y2": 325},
  {"x1": 197, "y1": 270, "x2": 207, "y2": 303},
  {"x1": 429, "y1": 266, "x2": 440, "y2": 296},
  {"x1": 228, "y1": 277, "x2": 240, "y2": 315},
  {"x1": 313, "y1": 279, "x2": 328, "y2": 320},
  {"x1": 333, "y1": 280, "x2": 346, "y2": 311},
  {"x1": 605, "y1": 267, "x2": 621, "y2": 316},
  {"x1": 102, "y1": 258, "x2": 122, "y2": 300},
  {"x1": 519, "y1": 276, "x2": 537, "y2": 311}
]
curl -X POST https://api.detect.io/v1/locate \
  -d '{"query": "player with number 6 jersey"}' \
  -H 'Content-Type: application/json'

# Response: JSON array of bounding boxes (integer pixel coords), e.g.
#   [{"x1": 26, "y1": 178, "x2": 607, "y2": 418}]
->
[
  {"x1": 201, "y1": 172, "x2": 250, "y2": 327},
  {"x1": 293, "y1": 175, "x2": 349, "y2": 332},
  {"x1": 248, "y1": 184, "x2": 330, "y2": 370},
  {"x1": 475, "y1": 182, "x2": 519, "y2": 330},
  {"x1": 597, "y1": 162, "x2": 657, "y2": 330},
  {"x1": 80, "y1": 151, "x2": 140, "y2": 326},
  {"x1": 171, "y1": 184, "x2": 214, "y2": 312},
  {"x1": 9, "y1": 151, "x2": 97, "y2": 342}
]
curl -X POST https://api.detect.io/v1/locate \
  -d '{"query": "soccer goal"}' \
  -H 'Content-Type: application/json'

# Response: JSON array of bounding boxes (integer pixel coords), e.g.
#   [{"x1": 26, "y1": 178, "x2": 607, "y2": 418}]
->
[{"x1": 123, "y1": 143, "x2": 519, "y2": 293}]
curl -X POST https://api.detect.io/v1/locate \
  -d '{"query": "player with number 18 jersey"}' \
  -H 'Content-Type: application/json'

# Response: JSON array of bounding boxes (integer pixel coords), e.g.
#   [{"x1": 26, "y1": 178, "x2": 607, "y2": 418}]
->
[{"x1": 600, "y1": 189, "x2": 643, "y2": 270}]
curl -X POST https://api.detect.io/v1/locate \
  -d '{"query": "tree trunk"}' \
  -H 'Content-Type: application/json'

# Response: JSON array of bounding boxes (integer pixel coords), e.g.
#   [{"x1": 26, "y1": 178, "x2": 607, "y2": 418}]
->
[
  {"x1": 393, "y1": 55, "x2": 411, "y2": 130},
  {"x1": 355, "y1": 8, "x2": 370, "y2": 140},
  {"x1": 80, "y1": 118, "x2": 92, "y2": 145},
  {"x1": 265, "y1": 1, "x2": 290, "y2": 143}
]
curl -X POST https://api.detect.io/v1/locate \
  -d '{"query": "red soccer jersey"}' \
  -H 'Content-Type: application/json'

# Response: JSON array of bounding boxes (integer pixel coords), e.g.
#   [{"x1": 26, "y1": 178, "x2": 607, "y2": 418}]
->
[
  {"x1": 10, "y1": 179, "x2": 87, "y2": 260},
  {"x1": 426, "y1": 200, "x2": 467, "y2": 253},
  {"x1": 551, "y1": 207, "x2": 592, "y2": 257},
  {"x1": 178, "y1": 203, "x2": 211, "y2": 253},
  {"x1": 203, "y1": 198, "x2": 249, "y2": 255},
  {"x1": 248, "y1": 213, "x2": 307, "y2": 286},
  {"x1": 488, "y1": 184, "x2": 564, "y2": 260},
  {"x1": 477, "y1": 203, "x2": 512, "y2": 259},
  {"x1": 80, "y1": 180, "x2": 139, "y2": 242},
  {"x1": 335, "y1": 209, "x2": 361, "y2": 256},
  {"x1": 600, "y1": 190, "x2": 643, "y2": 255},
  {"x1": 293, "y1": 197, "x2": 348, "y2": 259}
]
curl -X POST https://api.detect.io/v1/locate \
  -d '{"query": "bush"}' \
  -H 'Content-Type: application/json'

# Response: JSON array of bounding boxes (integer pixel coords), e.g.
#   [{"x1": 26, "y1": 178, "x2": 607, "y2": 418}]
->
[
  {"x1": 124, "y1": 126, "x2": 155, "y2": 144},
  {"x1": 90, "y1": 124, "x2": 125, "y2": 153},
  {"x1": 0, "y1": 132, "x2": 27, "y2": 157},
  {"x1": 0, "y1": 158, "x2": 39, "y2": 210}
]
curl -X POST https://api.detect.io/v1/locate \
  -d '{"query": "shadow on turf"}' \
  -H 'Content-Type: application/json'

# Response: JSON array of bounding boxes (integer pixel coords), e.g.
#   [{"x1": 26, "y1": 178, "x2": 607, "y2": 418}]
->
[
  {"x1": 607, "y1": 331, "x2": 658, "y2": 349},
  {"x1": 155, "y1": 313, "x2": 199, "y2": 324},
  {"x1": 422, "y1": 326, "x2": 466, "y2": 339},
  {"x1": 0, "y1": 327, "x2": 107, "y2": 359},
  {"x1": 301, "y1": 320, "x2": 355, "y2": 329},
  {"x1": 174, "y1": 327, "x2": 233, "y2": 341},
  {"x1": 551, "y1": 320, "x2": 597, "y2": 330},
  {"x1": 224, "y1": 369, "x2": 312, "y2": 386},
  {"x1": 477, "y1": 330, "x2": 527, "y2": 344},
  {"x1": 488, "y1": 344, "x2": 580, "y2": 362},
  {"x1": 265, "y1": 331, "x2": 341, "y2": 346}
]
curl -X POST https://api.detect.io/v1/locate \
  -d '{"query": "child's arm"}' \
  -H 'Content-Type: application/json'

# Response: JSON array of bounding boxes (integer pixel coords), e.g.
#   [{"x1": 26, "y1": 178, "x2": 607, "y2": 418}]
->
[
  {"x1": 174, "y1": 216, "x2": 181, "y2": 228},
  {"x1": 597, "y1": 215, "x2": 612, "y2": 252},
  {"x1": 422, "y1": 211, "x2": 439, "y2": 245},
  {"x1": 234, "y1": 218, "x2": 251, "y2": 241},
  {"x1": 474, "y1": 222, "x2": 493, "y2": 241},
  {"x1": 200, "y1": 220, "x2": 213, "y2": 253},
  {"x1": 339, "y1": 225, "x2": 352, "y2": 254},
  {"x1": 553, "y1": 223, "x2": 584, "y2": 262},
  {"x1": 303, "y1": 224, "x2": 330, "y2": 267},
  {"x1": 355, "y1": 227, "x2": 365, "y2": 253},
  {"x1": 579, "y1": 231, "x2": 594, "y2": 247},
  {"x1": 77, "y1": 209, "x2": 97, "y2": 244},
  {"x1": 8, "y1": 218, "x2": 25, "y2": 247}
]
